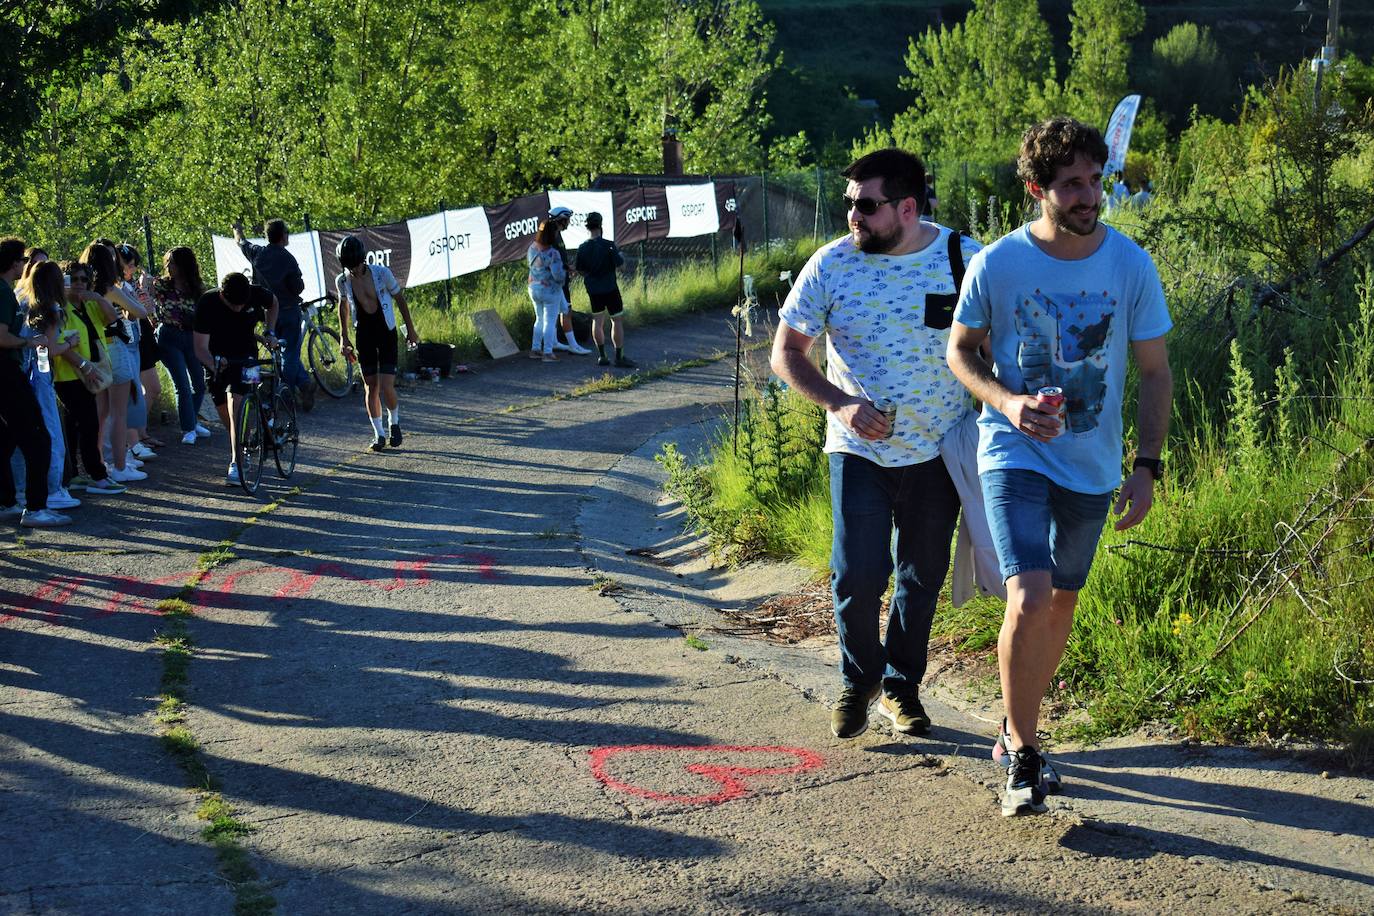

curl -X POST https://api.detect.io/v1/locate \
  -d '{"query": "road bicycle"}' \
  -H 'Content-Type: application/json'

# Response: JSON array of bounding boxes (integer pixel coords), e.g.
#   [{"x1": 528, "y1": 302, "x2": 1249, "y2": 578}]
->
[
  {"x1": 231, "y1": 347, "x2": 299, "y2": 495},
  {"x1": 301, "y1": 294, "x2": 355, "y2": 398}
]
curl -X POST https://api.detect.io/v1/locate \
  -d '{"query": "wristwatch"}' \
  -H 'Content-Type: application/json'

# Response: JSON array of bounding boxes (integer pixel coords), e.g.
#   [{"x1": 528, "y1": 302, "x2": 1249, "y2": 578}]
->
[{"x1": 1132, "y1": 456, "x2": 1164, "y2": 480}]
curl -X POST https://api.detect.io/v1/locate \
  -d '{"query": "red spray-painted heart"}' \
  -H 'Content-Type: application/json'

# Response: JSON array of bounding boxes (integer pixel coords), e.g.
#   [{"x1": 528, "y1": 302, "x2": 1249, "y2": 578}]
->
[{"x1": 589, "y1": 744, "x2": 825, "y2": 805}]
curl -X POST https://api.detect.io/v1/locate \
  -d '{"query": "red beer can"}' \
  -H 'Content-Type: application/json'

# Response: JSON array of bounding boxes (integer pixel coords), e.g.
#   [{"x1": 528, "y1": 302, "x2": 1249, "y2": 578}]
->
[{"x1": 1036, "y1": 386, "x2": 1066, "y2": 437}]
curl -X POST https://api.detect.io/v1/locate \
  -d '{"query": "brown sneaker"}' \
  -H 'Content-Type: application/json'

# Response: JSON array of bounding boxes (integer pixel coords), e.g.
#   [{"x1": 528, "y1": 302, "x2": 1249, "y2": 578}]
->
[
  {"x1": 877, "y1": 692, "x2": 931, "y2": 735},
  {"x1": 831, "y1": 683, "x2": 882, "y2": 738}
]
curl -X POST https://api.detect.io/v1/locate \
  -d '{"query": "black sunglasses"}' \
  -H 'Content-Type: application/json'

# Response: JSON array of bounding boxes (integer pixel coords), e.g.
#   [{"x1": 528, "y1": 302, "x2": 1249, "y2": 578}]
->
[{"x1": 843, "y1": 195, "x2": 898, "y2": 216}]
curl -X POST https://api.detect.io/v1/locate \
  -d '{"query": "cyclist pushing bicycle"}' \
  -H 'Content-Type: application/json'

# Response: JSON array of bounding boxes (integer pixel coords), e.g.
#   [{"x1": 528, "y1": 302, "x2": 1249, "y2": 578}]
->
[{"x1": 192, "y1": 272, "x2": 279, "y2": 486}]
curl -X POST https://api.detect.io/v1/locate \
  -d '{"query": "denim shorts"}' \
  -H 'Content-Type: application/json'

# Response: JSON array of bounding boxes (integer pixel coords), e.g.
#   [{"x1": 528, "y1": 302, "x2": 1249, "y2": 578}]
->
[
  {"x1": 981, "y1": 468, "x2": 1113, "y2": 591},
  {"x1": 108, "y1": 336, "x2": 138, "y2": 385}
]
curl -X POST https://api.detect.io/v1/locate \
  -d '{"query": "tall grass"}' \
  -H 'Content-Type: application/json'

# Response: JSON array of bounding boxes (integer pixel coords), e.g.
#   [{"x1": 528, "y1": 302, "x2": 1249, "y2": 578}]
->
[{"x1": 660, "y1": 269, "x2": 1374, "y2": 746}]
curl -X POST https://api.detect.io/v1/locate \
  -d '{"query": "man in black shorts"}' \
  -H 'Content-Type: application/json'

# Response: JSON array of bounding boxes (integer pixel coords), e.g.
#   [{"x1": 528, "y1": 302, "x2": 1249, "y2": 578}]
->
[
  {"x1": 574, "y1": 212, "x2": 635, "y2": 369},
  {"x1": 334, "y1": 236, "x2": 419, "y2": 452},
  {"x1": 192, "y1": 272, "x2": 278, "y2": 486}
]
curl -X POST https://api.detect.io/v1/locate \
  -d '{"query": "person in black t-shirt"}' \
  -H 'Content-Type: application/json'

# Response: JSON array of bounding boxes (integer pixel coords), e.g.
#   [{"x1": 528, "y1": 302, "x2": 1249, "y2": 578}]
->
[{"x1": 193, "y1": 272, "x2": 278, "y2": 486}]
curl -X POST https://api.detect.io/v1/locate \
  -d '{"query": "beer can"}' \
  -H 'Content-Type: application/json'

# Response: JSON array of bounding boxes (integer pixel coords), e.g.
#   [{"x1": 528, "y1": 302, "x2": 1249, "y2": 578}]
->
[
  {"x1": 1036, "y1": 386, "x2": 1066, "y2": 437},
  {"x1": 873, "y1": 397, "x2": 897, "y2": 439}
]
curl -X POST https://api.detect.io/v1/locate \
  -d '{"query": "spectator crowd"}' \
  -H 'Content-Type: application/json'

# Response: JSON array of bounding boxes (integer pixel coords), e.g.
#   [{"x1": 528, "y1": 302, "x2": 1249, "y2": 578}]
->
[{"x1": 0, "y1": 236, "x2": 219, "y2": 528}]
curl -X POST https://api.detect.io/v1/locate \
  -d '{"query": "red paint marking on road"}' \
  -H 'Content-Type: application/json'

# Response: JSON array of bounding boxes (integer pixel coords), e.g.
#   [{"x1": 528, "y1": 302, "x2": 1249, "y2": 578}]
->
[
  {"x1": 397, "y1": 552, "x2": 505, "y2": 586},
  {"x1": 0, "y1": 575, "x2": 81, "y2": 626},
  {"x1": 588, "y1": 745, "x2": 825, "y2": 805},
  {"x1": 96, "y1": 570, "x2": 200, "y2": 619}
]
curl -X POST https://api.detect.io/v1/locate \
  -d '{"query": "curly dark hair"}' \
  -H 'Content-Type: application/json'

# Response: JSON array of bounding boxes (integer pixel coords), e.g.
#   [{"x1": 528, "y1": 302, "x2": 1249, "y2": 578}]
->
[{"x1": 1016, "y1": 117, "x2": 1109, "y2": 188}]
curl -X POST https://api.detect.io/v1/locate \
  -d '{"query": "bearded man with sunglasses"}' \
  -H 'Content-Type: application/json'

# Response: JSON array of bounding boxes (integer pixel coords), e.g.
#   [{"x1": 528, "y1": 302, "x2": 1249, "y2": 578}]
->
[{"x1": 771, "y1": 149, "x2": 983, "y2": 739}]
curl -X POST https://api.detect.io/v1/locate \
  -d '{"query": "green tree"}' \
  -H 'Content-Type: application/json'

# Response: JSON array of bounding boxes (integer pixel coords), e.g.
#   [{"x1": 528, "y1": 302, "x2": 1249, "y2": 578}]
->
[
  {"x1": 1064, "y1": 0, "x2": 1144, "y2": 129},
  {"x1": 1147, "y1": 22, "x2": 1234, "y2": 131},
  {"x1": 888, "y1": 0, "x2": 1057, "y2": 168}
]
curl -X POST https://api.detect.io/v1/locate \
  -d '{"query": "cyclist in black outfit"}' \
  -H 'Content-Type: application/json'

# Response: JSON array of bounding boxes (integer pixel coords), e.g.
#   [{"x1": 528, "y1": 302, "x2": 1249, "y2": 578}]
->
[
  {"x1": 334, "y1": 236, "x2": 418, "y2": 452},
  {"x1": 193, "y1": 272, "x2": 278, "y2": 486}
]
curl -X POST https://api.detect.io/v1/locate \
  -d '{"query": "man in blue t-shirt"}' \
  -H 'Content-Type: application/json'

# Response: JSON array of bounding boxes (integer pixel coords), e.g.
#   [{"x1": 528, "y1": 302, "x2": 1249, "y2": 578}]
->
[{"x1": 947, "y1": 117, "x2": 1173, "y2": 817}]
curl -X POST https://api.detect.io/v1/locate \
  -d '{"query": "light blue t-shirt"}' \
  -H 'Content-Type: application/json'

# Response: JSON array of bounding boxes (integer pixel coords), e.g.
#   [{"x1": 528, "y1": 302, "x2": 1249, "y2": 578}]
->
[{"x1": 953, "y1": 224, "x2": 1172, "y2": 493}]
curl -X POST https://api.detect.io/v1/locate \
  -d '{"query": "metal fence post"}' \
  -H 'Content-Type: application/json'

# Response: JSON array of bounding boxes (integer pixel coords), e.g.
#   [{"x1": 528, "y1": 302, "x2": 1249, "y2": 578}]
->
[
  {"x1": 813, "y1": 165, "x2": 822, "y2": 241},
  {"x1": 761, "y1": 171, "x2": 770, "y2": 256},
  {"x1": 141, "y1": 216, "x2": 154, "y2": 273},
  {"x1": 439, "y1": 199, "x2": 452, "y2": 311}
]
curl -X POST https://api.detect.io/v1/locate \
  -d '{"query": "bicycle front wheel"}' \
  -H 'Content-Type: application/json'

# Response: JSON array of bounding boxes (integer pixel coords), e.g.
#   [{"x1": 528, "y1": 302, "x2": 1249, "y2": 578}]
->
[
  {"x1": 272, "y1": 390, "x2": 298, "y2": 478},
  {"x1": 235, "y1": 394, "x2": 266, "y2": 495},
  {"x1": 309, "y1": 327, "x2": 353, "y2": 398}
]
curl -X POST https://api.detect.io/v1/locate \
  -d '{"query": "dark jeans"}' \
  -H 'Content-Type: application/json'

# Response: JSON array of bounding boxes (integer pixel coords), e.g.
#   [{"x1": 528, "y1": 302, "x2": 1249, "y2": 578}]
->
[
  {"x1": 156, "y1": 324, "x2": 205, "y2": 433},
  {"x1": 55, "y1": 380, "x2": 109, "y2": 483},
  {"x1": 829, "y1": 451, "x2": 960, "y2": 695},
  {"x1": 274, "y1": 307, "x2": 310, "y2": 390},
  {"x1": 0, "y1": 361, "x2": 52, "y2": 510}
]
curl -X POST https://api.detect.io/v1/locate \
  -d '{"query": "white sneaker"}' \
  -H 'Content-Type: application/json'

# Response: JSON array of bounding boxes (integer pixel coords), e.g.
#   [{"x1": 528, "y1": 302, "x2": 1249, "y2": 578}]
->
[
  {"x1": 124, "y1": 452, "x2": 144, "y2": 469},
  {"x1": 21, "y1": 508, "x2": 72, "y2": 528},
  {"x1": 567, "y1": 342, "x2": 592, "y2": 355},
  {"x1": 198, "y1": 404, "x2": 218, "y2": 424},
  {"x1": 181, "y1": 431, "x2": 197, "y2": 445},
  {"x1": 130, "y1": 442, "x2": 157, "y2": 460},
  {"x1": 85, "y1": 477, "x2": 127, "y2": 495},
  {"x1": 107, "y1": 465, "x2": 147, "y2": 483},
  {"x1": 194, "y1": 423, "x2": 211, "y2": 438},
  {"x1": 46, "y1": 489, "x2": 81, "y2": 510},
  {"x1": 225, "y1": 462, "x2": 241, "y2": 486},
  {"x1": 552, "y1": 341, "x2": 572, "y2": 352}
]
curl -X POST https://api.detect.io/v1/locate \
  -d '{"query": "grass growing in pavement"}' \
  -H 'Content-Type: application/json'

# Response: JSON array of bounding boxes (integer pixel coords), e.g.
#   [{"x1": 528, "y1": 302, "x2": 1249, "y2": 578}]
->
[{"x1": 684, "y1": 634, "x2": 709, "y2": 651}]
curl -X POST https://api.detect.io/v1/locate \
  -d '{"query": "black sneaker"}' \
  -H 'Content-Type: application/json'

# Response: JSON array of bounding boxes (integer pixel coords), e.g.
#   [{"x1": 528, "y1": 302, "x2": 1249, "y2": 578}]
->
[
  {"x1": 992, "y1": 717, "x2": 1061, "y2": 794},
  {"x1": 297, "y1": 383, "x2": 315, "y2": 413},
  {"x1": 369, "y1": 435, "x2": 387, "y2": 452},
  {"x1": 596, "y1": 354, "x2": 610, "y2": 367},
  {"x1": 613, "y1": 356, "x2": 638, "y2": 369},
  {"x1": 831, "y1": 683, "x2": 881, "y2": 738},
  {"x1": 876, "y1": 691, "x2": 931, "y2": 735},
  {"x1": 1002, "y1": 746, "x2": 1049, "y2": 817},
  {"x1": 389, "y1": 424, "x2": 403, "y2": 448}
]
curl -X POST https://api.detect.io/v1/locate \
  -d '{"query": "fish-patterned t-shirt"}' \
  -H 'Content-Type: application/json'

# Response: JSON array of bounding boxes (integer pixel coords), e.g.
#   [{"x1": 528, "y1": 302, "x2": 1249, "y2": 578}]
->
[{"x1": 779, "y1": 228, "x2": 983, "y2": 467}]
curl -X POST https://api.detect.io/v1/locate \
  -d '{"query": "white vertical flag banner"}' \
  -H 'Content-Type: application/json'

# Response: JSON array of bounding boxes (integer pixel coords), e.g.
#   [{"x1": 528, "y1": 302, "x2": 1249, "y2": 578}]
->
[
  {"x1": 406, "y1": 207, "x2": 493, "y2": 286},
  {"x1": 211, "y1": 232, "x2": 325, "y2": 303},
  {"x1": 547, "y1": 190, "x2": 615, "y2": 248},
  {"x1": 665, "y1": 183, "x2": 719, "y2": 238},
  {"x1": 1104, "y1": 95, "x2": 1141, "y2": 178}
]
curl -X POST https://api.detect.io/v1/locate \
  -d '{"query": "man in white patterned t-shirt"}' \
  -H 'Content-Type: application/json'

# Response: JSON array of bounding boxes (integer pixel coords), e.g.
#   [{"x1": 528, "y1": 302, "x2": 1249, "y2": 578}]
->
[{"x1": 772, "y1": 148, "x2": 983, "y2": 739}]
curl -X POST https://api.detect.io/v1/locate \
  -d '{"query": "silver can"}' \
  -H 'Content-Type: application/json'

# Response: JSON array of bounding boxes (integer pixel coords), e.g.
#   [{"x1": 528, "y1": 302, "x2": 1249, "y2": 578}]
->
[{"x1": 873, "y1": 397, "x2": 897, "y2": 439}]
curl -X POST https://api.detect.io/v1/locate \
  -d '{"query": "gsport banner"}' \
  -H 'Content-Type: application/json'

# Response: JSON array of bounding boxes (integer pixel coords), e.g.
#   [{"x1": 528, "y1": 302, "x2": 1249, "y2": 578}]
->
[
  {"x1": 547, "y1": 190, "x2": 615, "y2": 248},
  {"x1": 485, "y1": 194, "x2": 550, "y2": 267},
  {"x1": 317, "y1": 223, "x2": 413, "y2": 294},
  {"x1": 612, "y1": 187, "x2": 670, "y2": 246},
  {"x1": 406, "y1": 207, "x2": 493, "y2": 286},
  {"x1": 212, "y1": 232, "x2": 328, "y2": 304},
  {"x1": 665, "y1": 183, "x2": 719, "y2": 238}
]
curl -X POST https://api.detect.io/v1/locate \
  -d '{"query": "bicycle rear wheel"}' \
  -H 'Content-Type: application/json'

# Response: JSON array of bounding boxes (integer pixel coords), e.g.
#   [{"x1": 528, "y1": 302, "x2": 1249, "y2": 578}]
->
[
  {"x1": 272, "y1": 390, "x2": 298, "y2": 477},
  {"x1": 309, "y1": 327, "x2": 353, "y2": 398},
  {"x1": 235, "y1": 394, "x2": 266, "y2": 495}
]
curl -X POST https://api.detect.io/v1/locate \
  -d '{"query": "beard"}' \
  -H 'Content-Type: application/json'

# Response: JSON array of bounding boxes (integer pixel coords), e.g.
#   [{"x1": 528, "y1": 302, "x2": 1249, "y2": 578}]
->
[
  {"x1": 852, "y1": 221, "x2": 902, "y2": 254},
  {"x1": 1044, "y1": 198, "x2": 1100, "y2": 236}
]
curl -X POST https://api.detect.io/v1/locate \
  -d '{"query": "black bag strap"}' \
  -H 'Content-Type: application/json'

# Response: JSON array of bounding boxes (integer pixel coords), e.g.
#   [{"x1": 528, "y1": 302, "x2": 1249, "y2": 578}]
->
[
  {"x1": 73, "y1": 302, "x2": 104, "y2": 363},
  {"x1": 947, "y1": 228, "x2": 966, "y2": 292}
]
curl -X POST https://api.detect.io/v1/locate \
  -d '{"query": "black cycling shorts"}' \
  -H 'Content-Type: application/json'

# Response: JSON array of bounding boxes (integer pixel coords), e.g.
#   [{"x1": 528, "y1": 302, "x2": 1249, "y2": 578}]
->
[
  {"x1": 208, "y1": 362, "x2": 256, "y2": 407},
  {"x1": 356, "y1": 313, "x2": 399, "y2": 377},
  {"x1": 588, "y1": 289, "x2": 624, "y2": 316}
]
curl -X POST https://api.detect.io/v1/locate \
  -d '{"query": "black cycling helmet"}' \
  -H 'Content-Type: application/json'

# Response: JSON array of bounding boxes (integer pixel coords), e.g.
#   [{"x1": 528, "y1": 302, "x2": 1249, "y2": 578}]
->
[{"x1": 336, "y1": 235, "x2": 366, "y2": 270}]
